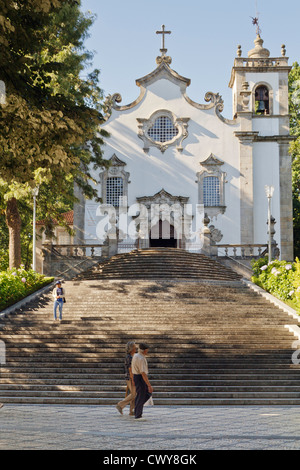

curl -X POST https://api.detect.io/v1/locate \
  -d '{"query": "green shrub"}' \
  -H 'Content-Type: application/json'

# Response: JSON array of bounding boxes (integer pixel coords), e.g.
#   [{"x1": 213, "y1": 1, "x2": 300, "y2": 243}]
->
[
  {"x1": 251, "y1": 257, "x2": 300, "y2": 313},
  {"x1": 0, "y1": 266, "x2": 54, "y2": 310}
]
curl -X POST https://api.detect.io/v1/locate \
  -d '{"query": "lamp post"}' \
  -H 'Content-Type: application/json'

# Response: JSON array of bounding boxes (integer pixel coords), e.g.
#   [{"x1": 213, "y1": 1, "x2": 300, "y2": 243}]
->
[
  {"x1": 265, "y1": 185, "x2": 274, "y2": 264},
  {"x1": 32, "y1": 186, "x2": 39, "y2": 271}
]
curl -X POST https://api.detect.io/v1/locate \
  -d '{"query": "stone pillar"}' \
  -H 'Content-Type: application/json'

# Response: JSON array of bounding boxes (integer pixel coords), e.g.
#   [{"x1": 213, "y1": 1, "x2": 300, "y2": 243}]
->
[
  {"x1": 73, "y1": 182, "x2": 86, "y2": 245},
  {"x1": 235, "y1": 131, "x2": 259, "y2": 245},
  {"x1": 278, "y1": 139, "x2": 294, "y2": 261}
]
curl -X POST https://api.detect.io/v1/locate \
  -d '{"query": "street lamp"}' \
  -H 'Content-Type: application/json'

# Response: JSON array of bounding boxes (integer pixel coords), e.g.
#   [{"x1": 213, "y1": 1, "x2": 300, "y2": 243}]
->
[
  {"x1": 32, "y1": 186, "x2": 39, "y2": 271},
  {"x1": 265, "y1": 185, "x2": 274, "y2": 264}
]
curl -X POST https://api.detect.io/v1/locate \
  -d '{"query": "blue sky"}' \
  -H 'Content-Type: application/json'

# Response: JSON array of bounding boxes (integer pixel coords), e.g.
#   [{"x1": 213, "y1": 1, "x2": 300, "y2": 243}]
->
[{"x1": 80, "y1": 0, "x2": 300, "y2": 117}]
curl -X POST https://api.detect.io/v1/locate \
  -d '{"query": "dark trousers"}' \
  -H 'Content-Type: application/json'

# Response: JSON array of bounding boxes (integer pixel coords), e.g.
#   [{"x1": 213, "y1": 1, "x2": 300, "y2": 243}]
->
[{"x1": 133, "y1": 374, "x2": 151, "y2": 419}]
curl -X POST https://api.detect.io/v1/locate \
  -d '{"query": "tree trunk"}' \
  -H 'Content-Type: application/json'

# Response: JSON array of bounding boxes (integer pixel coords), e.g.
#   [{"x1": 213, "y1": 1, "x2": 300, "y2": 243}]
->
[{"x1": 5, "y1": 197, "x2": 22, "y2": 269}]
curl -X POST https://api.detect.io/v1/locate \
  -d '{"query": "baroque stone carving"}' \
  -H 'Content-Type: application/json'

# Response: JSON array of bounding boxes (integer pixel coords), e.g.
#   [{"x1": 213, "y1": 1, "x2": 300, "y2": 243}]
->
[
  {"x1": 196, "y1": 154, "x2": 227, "y2": 220},
  {"x1": 136, "y1": 188, "x2": 189, "y2": 208},
  {"x1": 99, "y1": 154, "x2": 130, "y2": 205},
  {"x1": 137, "y1": 110, "x2": 190, "y2": 153},
  {"x1": 209, "y1": 225, "x2": 223, "y2": 244},
  {"x1": 184, "y1": 91, "x2": 236, "y2": 125}
]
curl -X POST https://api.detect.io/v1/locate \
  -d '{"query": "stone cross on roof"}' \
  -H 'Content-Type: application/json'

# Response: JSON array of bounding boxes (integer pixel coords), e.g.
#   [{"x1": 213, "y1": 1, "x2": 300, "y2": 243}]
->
[{"x1": 156, "y1": 24, "x2": 171, "y2": 55}]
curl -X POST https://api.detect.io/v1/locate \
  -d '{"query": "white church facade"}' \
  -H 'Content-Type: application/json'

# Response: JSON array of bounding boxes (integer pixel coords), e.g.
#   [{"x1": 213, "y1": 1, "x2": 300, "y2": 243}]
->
[{"x1": 73, "y1": 28, "x2": 294, "y2": 262}]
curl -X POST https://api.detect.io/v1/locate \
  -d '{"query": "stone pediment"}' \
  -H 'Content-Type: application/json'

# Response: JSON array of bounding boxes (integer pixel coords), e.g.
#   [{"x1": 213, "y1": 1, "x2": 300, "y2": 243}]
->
[
  {"x1": 136, "y1": 188, "x2": 189, "y2": 208},
  {"x1": 107, "y1": 61, "x2": 236, "y2": 126},
  {"x1": 200, "y1": 154, "x2": 224, "y2": 169},
  {"x1": 107, "y1": 62, "x2": 191, "y2": 115},
  {"x1": 136, "y1": 61, "x2": 191, "y2": 90},
  {"x1": 109, "y1": 154, "x2": 127, "y2": 167}
]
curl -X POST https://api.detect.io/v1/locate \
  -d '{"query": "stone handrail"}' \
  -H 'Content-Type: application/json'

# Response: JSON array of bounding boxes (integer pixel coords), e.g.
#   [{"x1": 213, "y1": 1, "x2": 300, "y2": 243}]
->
[
  {"x1": 216, "y1": 244, "x2": 268, "y2": 259},
  {"x1": 44, "y1": 244, "x2": 104, "y2": 258},
  {"x1": 234, "y1": 57, "x2": 289, "y2": 68}
]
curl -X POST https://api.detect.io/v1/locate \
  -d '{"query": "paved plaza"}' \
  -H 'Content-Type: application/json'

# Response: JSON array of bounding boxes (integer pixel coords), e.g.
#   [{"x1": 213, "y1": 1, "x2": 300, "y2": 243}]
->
[{"x1": 1, "y1": 404, "x2": 300, "y2": 451}]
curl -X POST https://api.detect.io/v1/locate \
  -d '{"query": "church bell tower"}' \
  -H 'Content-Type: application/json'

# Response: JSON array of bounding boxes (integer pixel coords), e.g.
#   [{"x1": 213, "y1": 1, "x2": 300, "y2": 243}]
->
[{"x1": 229, "y1": 32, "x2": 294, "y2": 261}]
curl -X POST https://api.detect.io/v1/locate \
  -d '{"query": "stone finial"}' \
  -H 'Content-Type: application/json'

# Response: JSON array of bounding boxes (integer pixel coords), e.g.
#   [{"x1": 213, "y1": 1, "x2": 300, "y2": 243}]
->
[
  {"x1": 203, "y1": 213, "x2": 210, "y2": 228},
  {"x1": 248, "y1": 34, "x2": 270, "y2": 59},
  {"x1": 237, "y1": 45, "x2": 242, "y2": 57},
  {"x1": 281, "y1": 44, "x2": 286, "y2": 57},
  {"x1": 156, "y1": 54, "x2": 172, "y2": 65}
]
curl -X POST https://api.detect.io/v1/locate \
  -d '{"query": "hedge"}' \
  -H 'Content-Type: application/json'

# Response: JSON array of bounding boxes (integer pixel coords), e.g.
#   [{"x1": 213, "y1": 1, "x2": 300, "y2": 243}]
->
[
  {"x1": 251, "y1": 257, "x2": 300, "y2": 313},
  {"x1": 0, "y1": 266, "x2": 54, "y2": 311}
]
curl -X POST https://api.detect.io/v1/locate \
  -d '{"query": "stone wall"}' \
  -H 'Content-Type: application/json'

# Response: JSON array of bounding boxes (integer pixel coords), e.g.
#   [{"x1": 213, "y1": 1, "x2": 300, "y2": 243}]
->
[{"x1": 41, "y1": 246, "x2": 104, "y2": 280}]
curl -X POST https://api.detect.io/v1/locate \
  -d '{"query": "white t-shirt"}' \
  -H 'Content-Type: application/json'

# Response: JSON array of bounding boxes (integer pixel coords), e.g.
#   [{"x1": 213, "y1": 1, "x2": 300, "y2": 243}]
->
[
  {"x1": 52, "y1": 286, "x2": 65, "y2": 300},
  {"x1": 131, "y1": 352, "x2": 148, "y2": 375}
]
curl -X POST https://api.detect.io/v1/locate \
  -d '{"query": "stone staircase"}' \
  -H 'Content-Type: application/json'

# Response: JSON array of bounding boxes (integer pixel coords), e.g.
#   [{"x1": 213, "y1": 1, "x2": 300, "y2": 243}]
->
[
  {"x1": 0, "y1": 248, "x2": 300, "y2": 405},
  {"x1": 76, "y1": 247, "x2": 242, "y2": 281}
]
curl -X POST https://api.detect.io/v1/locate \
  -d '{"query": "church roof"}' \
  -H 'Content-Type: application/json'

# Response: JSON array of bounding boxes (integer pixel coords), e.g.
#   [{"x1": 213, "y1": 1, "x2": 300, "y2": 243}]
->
[
  {"x1": 36, "y1": 210, "x2": 74, "y2": 226},
  {"x1": 136, "y1": 61, "x2": 191, "y2": 88}
]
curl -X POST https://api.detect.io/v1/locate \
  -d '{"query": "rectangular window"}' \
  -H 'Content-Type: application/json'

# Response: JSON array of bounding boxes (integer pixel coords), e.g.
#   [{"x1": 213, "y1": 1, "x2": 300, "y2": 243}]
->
[
  {"x1": 203, "y1": 176, "x2": 220, "y2": 206},
  {"x1": 106, "y1": 177, "x2": 123, "y2": 207}
]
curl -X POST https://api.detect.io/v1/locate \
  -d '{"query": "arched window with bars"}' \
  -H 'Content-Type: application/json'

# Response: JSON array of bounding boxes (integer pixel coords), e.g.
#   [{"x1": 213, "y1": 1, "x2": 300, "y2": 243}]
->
[
  {"x1": 203, "y1": 176, "x2": 221, "y2": 207},
  {"x1": 106, "y1": 177, "x2": 124, "y2": 207}
]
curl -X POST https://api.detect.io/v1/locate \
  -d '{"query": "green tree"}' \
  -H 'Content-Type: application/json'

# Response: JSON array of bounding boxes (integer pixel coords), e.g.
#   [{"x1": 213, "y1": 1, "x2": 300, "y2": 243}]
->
[
  {"x1": 0, "y1": 0, "x2": 109, "y2": 269},
  {"x1": 289, "y1": 62, "x2": 300, "y2": 258}
]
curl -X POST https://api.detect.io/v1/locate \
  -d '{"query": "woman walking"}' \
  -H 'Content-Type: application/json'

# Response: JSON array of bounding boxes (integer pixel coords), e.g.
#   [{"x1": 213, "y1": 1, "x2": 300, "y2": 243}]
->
[
  {"x1": 116, "y1": 341, "x2": 137, "y2": 416},
  {"x1": 52, "y1": 280, "x2": 65, "y2": 321}
]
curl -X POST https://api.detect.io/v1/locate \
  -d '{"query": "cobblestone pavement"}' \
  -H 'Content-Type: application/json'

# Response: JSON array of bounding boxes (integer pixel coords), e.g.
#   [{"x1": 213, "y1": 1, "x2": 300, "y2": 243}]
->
[{"x1": 1, "y1": 404, "x2": 300, "y2": 451}]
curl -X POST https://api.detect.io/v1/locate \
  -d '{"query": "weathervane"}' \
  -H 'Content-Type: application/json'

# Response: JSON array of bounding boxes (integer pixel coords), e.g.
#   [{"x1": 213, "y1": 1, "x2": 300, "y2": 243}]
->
[
  {"x1": 251, "y1": 1, "x2": 262, "y2": 36},
  {"x1": 251, "y1": 16, "x2": 261, "y2": 36}
]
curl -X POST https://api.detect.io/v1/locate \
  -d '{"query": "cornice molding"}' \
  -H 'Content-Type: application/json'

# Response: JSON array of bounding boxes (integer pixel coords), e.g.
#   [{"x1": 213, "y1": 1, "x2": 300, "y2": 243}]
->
[
  {"x1": 234, "y1": 131, "x2": 259, "y2": 143},
  {"x1": 234, "y1": 131, "x2": 296, "y2": 143}
]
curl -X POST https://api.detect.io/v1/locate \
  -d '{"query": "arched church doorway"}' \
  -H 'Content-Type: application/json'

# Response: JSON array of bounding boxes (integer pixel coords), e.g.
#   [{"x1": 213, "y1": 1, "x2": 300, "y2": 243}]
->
[{"x1": 149, "y1": 220, "x2": 177, "y2": 248}]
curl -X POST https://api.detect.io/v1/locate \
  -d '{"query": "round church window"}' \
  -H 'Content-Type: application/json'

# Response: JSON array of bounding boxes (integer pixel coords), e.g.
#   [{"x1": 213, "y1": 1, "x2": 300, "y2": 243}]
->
[{"x1": 147, "y1": 116, "x2": 179, "y2": 143}]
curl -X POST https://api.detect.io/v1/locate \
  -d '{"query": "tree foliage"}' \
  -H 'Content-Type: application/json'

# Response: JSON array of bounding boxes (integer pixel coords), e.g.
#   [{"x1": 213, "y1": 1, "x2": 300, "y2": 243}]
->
[
  {"x1": 289, "y1": 62, "x2": 300, "y2": 258},
  {"x1": 0, "y1": 0, "x2": 109, "y2": 268}
]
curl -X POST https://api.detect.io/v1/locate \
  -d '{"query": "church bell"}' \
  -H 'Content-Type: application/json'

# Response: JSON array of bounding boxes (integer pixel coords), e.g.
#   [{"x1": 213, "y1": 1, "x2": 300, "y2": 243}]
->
[{"x1": 257, "y1": 100, "x2": 266, "y2": 112}]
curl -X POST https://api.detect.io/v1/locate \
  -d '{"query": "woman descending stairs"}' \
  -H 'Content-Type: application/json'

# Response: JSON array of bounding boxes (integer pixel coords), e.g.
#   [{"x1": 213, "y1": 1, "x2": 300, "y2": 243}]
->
[{"x1": 0, "y1": 249, "x2": 300, "y2": 405}]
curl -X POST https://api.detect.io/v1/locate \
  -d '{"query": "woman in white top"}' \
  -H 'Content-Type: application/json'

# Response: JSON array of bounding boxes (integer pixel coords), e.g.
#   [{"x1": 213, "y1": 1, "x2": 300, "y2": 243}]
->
[{"x1": 52, "y1": 280, "x2": 65, "y2": 321}]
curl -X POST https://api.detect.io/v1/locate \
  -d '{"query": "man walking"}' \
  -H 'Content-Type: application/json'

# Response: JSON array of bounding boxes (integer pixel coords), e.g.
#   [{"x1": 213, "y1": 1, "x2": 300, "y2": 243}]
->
[{"x1": 131, "y1": 343, "x2": 153, "y2": 421}]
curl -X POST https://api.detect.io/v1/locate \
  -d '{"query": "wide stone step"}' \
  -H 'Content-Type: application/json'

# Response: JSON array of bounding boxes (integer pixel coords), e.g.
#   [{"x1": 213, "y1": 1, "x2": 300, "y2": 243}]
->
[
  {"x1": 1, "y1": 390, "x2": 300, "y2": 401},
  {"x1": 1, "y1": 361, "x2": 296, "y2": 372},
  {"x1": 1, "y1": 396, "x2": 300, "y2": 405},
  {"x1": 4, "y1": 344, "x2": 294, "y2": 355},
  {"x1": 2, "y1": 383, "x2": 300, "y2": 393},
  {"x1": 3, "y1": 378, "x2": 300, "y2": 389},
  {"x1": 3, "y1": 349, "x2": 295, "y2": 361}
]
